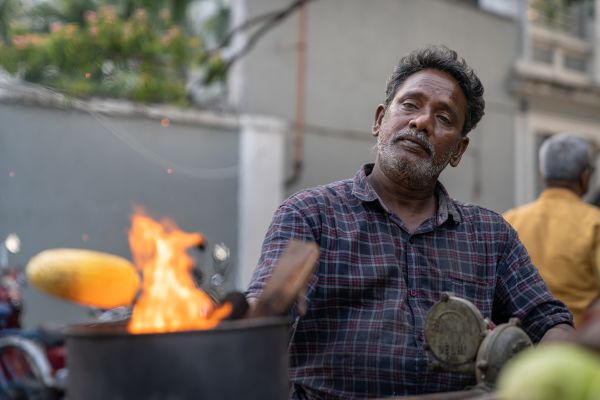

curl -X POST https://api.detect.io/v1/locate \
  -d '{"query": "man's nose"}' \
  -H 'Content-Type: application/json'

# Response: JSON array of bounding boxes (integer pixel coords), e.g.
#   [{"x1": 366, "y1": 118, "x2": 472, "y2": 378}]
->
[{"x1": 408, "y1": 110, "x2": 432, "y2": 134}]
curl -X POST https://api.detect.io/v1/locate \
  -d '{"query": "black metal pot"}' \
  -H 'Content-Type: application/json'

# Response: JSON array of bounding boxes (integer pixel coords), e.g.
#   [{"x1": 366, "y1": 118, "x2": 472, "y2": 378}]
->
[{"x1": 65, "y1": 317, "x2": 290, "y2": 400}]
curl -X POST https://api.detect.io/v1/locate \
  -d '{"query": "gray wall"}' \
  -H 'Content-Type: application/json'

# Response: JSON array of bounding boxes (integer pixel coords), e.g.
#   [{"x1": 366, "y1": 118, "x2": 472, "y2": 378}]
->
[
  {"x1": 0, "y1": 101, "x2": 240, "y2": 328},
  {"x1": 237, "y1": 0, "x2": 519, "y2": 212}
]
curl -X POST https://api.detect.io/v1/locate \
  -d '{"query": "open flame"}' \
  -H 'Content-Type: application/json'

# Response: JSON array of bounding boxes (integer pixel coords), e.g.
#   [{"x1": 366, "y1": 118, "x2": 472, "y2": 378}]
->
[{"x1": 127, "y1": 211, "x2": 231, "y2": 334}]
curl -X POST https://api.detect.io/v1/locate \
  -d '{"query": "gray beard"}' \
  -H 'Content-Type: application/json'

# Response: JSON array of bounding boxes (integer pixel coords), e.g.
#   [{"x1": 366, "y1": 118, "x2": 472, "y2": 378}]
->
[{"x1": 376, "y1": 132, "x2": 456, "y2": 190}]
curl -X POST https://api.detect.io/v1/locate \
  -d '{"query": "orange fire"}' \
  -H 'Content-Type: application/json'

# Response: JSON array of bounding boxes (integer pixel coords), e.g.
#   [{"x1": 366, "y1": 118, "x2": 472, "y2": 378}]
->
[{"x1": 127, "y1": 212, "x2": 231, "y2": 334}]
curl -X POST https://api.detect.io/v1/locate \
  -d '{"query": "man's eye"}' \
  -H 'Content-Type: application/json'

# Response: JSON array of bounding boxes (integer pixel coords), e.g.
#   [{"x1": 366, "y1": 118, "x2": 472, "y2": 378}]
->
[
  {"x1": 437, "y1": 114, "x2": 451, "y2": 125},
  {"x1": 401, "y1": 102, "x2": 417, "y2": 110}
]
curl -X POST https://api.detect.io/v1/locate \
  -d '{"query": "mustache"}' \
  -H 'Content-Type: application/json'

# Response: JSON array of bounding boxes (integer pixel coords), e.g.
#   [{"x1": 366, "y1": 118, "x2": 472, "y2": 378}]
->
[{"x1": 392, "y1": 128, "x2": 433, "y2": 155}]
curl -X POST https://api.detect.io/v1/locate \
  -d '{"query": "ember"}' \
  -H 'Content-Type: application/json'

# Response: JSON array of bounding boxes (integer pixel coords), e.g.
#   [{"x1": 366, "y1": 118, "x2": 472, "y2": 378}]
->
[{"x1": 127, "y1": 211, "x2": 231, "y2": 334}]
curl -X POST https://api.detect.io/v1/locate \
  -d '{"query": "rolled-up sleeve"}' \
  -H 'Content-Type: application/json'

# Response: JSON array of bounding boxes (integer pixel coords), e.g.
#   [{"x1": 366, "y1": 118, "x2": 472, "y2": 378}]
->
[
  {"x1": 493, "y1": 225, "x2": 573, "y2": 342},
  {"x1": 245, "y1": 198, "x2": 320, "y2": 306}
]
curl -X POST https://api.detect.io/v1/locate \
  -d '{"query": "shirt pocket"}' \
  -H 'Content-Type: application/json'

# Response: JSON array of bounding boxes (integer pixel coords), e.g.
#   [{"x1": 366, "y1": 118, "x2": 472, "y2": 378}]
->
[
  {"x1": 444, "y1": 271, "x2": 494, "y2": 318},
  {"x1": 318, "y1": 261, "x2": 393, "y2": 308}
]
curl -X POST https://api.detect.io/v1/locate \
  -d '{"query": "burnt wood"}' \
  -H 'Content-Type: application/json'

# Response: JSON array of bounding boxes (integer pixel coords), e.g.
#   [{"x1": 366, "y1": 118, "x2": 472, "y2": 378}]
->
[{"x1": 248, "y1": 240, "x2": 319, "y2": 318}]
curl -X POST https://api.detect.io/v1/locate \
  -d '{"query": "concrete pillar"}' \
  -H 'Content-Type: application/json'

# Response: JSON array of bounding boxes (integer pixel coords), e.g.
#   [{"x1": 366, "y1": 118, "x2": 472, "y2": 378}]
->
[
  {"x1": 519, "y1": 0, "x2": 532, "y2": 62},
  {"x1": 554, "y1": 46, "x2": 564, "y2": 73},
  {"x1": 593, "y1": 0, "x2": 600, "y2": 82},
  {"x1": 228, "y1": 0, "x2": 247, "y2": 108},
  {"x1": 514, "y1": 106, "x2": 537, "y2": 206},
  {"x1": 237, "y1": 115, "x2": 286, "y2": 290}
]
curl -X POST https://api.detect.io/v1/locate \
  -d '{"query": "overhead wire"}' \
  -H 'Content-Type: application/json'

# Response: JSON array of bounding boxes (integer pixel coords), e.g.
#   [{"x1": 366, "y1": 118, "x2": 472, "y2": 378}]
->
[{"x1": 0, "y1": 80, "x2": 239, "y2": 180}]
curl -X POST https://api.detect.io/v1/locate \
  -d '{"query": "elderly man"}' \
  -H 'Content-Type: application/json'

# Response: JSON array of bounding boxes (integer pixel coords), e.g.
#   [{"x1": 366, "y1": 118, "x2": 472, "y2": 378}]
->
[
  {"x1": 504, "y1": 133, "x2": 600, "y2": 327},
  {"x1": 247, "y1": 46, "x2": 573, "y2": 399}
]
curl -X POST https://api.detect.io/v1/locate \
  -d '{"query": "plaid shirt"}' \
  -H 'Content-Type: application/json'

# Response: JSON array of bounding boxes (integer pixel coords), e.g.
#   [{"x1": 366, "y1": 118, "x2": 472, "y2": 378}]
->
[{"x1": 246, "y1": 164, "x2": 572, "y2": 399}]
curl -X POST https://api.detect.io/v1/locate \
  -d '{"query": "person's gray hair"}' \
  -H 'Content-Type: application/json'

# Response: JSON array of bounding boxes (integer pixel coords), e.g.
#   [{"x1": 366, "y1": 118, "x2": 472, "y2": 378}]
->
[{"x1": 539, "y1": 133, "x2": 594, "y2": 181}]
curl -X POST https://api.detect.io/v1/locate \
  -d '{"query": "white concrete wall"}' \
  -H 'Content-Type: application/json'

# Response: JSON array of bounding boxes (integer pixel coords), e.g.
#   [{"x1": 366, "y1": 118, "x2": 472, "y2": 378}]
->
[
  {"x1": 237, "y1": 115, "x2": 286, "y2": 289},
  {"x1": 236, "y1": 0, "x2": 520, "y2": 213},
  {"x1": 0, "y1": 83, "x2": 287, "y2": 326}
]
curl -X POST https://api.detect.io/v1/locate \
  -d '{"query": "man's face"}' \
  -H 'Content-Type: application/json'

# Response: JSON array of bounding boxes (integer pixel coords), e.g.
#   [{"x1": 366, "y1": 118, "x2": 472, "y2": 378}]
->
[{"x1": 372, "y1": 69, "x2": 470, "y2": 188}]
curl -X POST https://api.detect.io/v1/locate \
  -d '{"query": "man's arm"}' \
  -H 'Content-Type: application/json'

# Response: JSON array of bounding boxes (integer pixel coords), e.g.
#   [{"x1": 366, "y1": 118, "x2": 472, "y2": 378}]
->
[
  {"x1": 539, "y1": 323, "x2": 575, "y2": 343},
  {"x1": 494, "y1": 223, "x2": 574, "y2": 342},
  {"x1": 594, "y1": 233, "x2": 600, "y2": 288},
  {"x1": 246, "y1": 240, "x2": 319, "y2": 318},
  {"x1": 245, "y1": 199, "x2": 321, "y2": 319}
]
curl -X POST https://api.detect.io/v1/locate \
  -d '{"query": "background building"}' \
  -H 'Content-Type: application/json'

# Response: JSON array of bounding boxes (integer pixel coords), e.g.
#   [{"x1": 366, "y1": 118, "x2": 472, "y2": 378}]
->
[
  {"x1": 3, "y1": 0, "x2": 600, "y2": 327},
  {"x1": 231, "y1": 0, "x2": 600, "y2": 285}
]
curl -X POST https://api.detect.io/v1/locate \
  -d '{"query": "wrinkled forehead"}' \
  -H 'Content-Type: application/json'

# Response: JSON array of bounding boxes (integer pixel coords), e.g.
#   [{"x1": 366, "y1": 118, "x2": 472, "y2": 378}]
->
[{"x1": 395, "y1": 69, "x2": 467, "y2": 108}]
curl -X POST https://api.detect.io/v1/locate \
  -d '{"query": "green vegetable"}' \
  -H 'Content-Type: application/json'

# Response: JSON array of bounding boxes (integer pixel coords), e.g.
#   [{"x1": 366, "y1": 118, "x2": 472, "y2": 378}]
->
[{"x1": 496, "y1": 343, "x2": 600, "y2": 400}]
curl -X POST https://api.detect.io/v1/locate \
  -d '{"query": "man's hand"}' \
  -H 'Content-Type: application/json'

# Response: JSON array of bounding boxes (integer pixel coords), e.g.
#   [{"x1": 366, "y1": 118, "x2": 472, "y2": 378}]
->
[{"x1": 540, "y1": 323, "x2": 576, "y2": 343}]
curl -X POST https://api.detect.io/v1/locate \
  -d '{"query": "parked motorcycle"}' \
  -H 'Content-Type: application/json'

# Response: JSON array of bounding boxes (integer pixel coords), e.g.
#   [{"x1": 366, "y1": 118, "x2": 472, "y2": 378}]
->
[{"x1": 0, "y1": 235, "x2": 66, "y2": 399}]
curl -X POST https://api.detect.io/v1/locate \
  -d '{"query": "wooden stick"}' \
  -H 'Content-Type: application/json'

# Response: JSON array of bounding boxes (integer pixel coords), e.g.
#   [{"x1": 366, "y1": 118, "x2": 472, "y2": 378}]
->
[{"x1": 248, "y1": 240, "x2": 319, "y2": 318}]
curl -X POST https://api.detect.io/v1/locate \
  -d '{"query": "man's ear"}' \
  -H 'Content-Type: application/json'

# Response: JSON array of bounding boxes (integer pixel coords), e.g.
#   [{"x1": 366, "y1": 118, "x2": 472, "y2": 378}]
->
[
  {"x1": 449, "y1": 136, "x2": 470, "y2": 167},
  {"x1": 372, "y1": 105, "x2": 386, "y2": 138},
  {"x1": 580, "y1": 166, "x2": 593, "y2": 195}
]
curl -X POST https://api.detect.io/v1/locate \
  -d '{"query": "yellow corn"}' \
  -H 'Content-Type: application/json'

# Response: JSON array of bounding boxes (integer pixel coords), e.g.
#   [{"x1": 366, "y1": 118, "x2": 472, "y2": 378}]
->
[{"x1": 26, "y1": 248, "x2": 140, "y2": 309}]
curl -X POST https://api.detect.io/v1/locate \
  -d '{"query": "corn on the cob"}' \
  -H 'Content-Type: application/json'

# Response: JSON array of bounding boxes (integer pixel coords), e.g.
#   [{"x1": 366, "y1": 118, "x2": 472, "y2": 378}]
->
[{"x1": 26, "y1": 248, "x2": 140, "y2": 309}]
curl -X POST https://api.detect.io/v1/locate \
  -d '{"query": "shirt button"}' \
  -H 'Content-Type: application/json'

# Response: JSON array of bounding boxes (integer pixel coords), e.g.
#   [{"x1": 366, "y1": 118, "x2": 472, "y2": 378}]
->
[{"x1": 409, "y1": 289, "x2": 418, "y2": 297}]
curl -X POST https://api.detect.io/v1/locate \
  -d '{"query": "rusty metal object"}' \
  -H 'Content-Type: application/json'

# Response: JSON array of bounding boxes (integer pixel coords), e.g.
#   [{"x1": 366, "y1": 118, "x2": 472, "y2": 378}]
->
[
  {"x1": 475, "y1": 317, "x2": 532, "y2": 387},
  {"x1": 420, "y1": 294, "x2": 533, "y2": 399},
  {"x1": 424, "y1": 292, "x2": 488, "y2": 372},
  {"x1": 248, "y1": 240, "x2": 319, "y2": 318}
]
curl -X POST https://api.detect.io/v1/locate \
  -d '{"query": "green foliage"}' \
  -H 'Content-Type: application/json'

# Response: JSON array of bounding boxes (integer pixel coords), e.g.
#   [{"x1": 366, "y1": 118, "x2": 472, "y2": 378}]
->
[
  {"x1": 530, "y1": 0, "x2": 592, "y2": 33},
  {"x1": 0, "y1": 0, "x2": 22, "y2": 41},
  {"x1": 0, "y1": 0, "x2": 229, "y2": 105}
]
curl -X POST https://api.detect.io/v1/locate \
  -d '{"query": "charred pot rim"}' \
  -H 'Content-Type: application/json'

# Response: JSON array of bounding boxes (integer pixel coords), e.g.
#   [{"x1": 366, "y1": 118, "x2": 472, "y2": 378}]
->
[{"x1": 65, "y1": 316, "x2": 291, "y2": 338}]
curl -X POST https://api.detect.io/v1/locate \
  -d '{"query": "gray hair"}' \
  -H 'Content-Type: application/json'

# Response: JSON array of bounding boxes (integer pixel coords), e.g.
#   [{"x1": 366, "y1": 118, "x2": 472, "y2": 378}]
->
[{"x1": 539, "y1": 133, "x2": 594, "y2": 181}]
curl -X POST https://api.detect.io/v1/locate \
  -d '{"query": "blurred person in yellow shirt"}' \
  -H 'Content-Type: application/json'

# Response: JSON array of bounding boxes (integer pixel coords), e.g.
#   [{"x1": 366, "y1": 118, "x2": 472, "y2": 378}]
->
[{"x1": 504, "y1": 133, "x2": 600, "y2": 327}]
